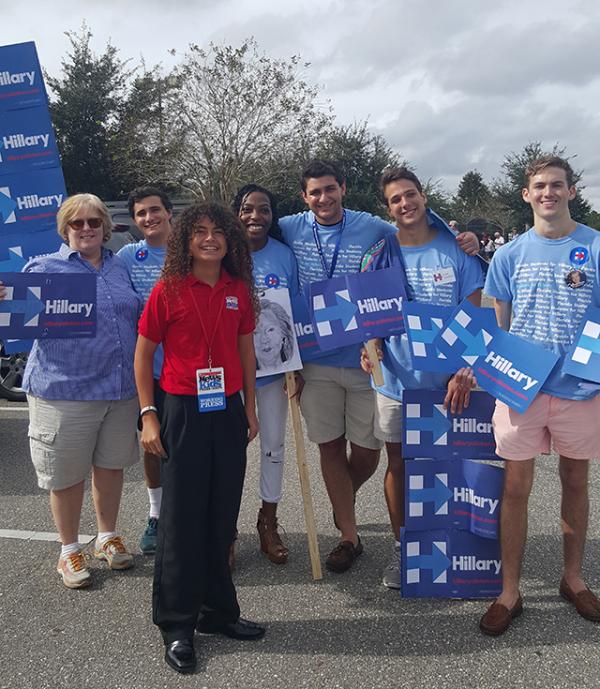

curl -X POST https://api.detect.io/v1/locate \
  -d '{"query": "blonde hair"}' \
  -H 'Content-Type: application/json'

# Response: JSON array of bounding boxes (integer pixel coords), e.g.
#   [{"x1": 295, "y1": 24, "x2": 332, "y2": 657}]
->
[{"x1": 56, "y1": 193, "x2": 113, "y2": 243}]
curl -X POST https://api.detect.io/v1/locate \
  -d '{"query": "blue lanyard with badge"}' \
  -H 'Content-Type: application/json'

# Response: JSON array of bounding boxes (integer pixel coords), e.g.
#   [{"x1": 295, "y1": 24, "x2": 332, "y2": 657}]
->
[
  {"x1": 312, "y1": 210, "x2": 346, "y2": 279},
  {"x1": 188, "y1": 287, "x2": 227, "y2": 412}
]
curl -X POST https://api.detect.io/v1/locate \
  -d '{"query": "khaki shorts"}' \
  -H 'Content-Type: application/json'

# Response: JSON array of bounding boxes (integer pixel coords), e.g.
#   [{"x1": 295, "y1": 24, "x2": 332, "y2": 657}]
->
[
  {"x1": 374, "y1": 391, "x2": 403, "y2": 444},
  {"x1": 28, "y1": 395, "x2": 140, "y2": 490},
  {"x1": 299, "y1": 363, "x2": 381, "y2": 449}
]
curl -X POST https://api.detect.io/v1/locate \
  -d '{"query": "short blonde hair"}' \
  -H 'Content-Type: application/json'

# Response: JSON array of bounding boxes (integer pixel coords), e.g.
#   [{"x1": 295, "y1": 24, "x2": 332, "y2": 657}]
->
[{"x1": 56, "y1": 193, "x2": 113, "y2": 243}]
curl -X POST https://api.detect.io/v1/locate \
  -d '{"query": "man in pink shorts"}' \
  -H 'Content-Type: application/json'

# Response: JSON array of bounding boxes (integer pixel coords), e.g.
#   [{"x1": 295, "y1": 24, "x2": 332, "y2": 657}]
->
[{"x1": 480, "y1": 155, "x2": 600, "y2": 636}]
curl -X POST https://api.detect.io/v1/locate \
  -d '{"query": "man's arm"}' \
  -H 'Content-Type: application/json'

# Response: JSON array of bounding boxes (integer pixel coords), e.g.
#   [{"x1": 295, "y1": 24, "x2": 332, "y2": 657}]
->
[{"x1": 494, "y1": 298, "x2": 512, "y2": 331}]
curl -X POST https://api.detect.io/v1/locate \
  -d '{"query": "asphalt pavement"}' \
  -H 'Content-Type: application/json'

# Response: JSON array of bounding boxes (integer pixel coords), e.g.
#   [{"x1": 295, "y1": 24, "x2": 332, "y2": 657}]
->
[{"x1": 0, "y1": 398, "x2": 599, "y2": 689}]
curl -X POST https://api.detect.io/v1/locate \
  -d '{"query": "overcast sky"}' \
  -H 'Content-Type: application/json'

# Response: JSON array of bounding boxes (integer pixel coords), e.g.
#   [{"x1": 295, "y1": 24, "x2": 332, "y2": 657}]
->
[{"x1": 2, "y1": 0, "x2": 600, "y2": 210}]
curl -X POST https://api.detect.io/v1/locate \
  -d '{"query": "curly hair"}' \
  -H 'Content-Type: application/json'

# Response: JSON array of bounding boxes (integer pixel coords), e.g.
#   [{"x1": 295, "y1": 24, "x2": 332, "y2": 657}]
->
[
  {"x1": 231, "y1": 183, "x2": 283, "y2": 242},
  {"x1": 161, "y1": 202, "x2": 259, "y2": 316}
]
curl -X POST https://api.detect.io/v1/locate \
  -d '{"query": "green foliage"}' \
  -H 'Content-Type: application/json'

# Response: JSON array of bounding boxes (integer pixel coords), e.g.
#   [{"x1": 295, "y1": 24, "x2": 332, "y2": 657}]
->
[
  {"x1": 493, "y1": 142, "x2": 592, "y2": 230},
  {"x1": 312, "y1": 121, "x2": 402, "y2": 218},
  {"x1": 169, "y1": 39, "x2": 335, "y2": 204},
  {"x1": 47, "y1": 26, "x2": 132, "y2": 198}
]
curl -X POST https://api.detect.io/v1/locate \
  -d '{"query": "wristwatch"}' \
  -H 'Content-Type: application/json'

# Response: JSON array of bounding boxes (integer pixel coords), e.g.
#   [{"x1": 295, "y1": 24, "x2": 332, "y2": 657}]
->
[{"x1": 138, "y1": 405, "x2": 158, "y2": 431}]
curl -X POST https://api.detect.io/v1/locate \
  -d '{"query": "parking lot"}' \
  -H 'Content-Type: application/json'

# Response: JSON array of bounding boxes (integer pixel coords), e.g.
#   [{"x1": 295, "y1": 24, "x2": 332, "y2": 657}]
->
[{"x1": 1, "y1": 398, "x2": 599, "y2": 689}]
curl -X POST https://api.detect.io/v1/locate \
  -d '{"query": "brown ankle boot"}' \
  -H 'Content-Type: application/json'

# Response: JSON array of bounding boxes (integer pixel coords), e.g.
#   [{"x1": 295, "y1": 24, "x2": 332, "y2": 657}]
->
[{"x1": 257, "y1": 509, "x2": 288, "y2": 564}]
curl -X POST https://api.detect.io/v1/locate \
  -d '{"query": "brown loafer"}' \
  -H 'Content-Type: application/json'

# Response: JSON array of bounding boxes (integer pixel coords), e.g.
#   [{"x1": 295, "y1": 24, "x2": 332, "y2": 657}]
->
[
  {"x1": 325, "y1": 537, "x2": 363, "y2": 573},
  {"x1": 559, "y1": 579, "x2": 600, "y2": 622},
  {"x1": 479, "y1": 595, "x2": 523, "y2": 636}
]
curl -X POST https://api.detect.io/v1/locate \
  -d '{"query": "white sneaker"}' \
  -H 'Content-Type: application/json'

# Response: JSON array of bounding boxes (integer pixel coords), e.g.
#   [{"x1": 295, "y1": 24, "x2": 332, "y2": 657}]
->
[
  {"x1": 94, "y1": 536, "x2": 134, "y2": 570},
  {"x1": 382, "y1": 542, "x2": 401, "y2": 590},
  {"x1": 57, "y1": 551, "x2": 91, "y2": 589}
]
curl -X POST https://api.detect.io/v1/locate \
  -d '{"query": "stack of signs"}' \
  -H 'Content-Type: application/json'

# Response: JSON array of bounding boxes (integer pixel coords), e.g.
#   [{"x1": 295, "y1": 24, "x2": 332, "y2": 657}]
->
[
  {"x1": 0, "y1": 42, "x2": 66, "y2": 352},
  {"x1": 562, "y1": 305, "x2": 600, "y2": 384},
  {"x1": 400, "y1": 389, "x2": 504, "y2": 599},
  {"x1": 404, "y1": 299, "x2": 559, "y2": 413}
]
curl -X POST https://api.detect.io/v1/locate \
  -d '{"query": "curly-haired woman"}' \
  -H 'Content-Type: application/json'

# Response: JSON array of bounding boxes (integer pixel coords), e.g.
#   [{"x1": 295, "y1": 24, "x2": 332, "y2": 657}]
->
[{"x1": 134, "y1": 202, "x2": 264, "y2": 674}]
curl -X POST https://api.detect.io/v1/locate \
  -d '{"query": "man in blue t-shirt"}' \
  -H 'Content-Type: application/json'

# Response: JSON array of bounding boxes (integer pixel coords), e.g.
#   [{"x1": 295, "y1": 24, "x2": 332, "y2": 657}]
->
[
  {"x1": 479, "y1": 156, "x2": 600, "y2": 636},
  {"x1": 278, "y1": 160, "x2": 479, "y2": 573},
  {"x1": 118, "y1": 187, "x2": 172, "y2": 555},
  {"x1": 360, "y1": 167, "x2": 484, "y2": 589}
]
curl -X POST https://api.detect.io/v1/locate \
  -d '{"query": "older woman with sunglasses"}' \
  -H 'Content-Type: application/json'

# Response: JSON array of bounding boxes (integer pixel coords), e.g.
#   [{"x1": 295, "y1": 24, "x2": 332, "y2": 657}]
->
[{"x1": 18, "y1": 193, "x2": 142, "y2": 589}]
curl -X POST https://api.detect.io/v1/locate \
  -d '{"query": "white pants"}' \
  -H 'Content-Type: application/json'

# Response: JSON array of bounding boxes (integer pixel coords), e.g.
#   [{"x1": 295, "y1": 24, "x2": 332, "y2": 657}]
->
[{"x1": 256, "y1": 378, "x2": 288, "y2": 503}]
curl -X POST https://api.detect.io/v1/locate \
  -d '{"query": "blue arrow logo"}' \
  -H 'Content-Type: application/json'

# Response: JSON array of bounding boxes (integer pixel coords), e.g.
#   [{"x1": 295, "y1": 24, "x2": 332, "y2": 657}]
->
[
  {"x1": 409, "y1": 475, "x2": 453, "y2": 512},
  {"x1": 0, "y1": 188, "x2": 17, "y2": 223},
  {"x1": 314, "y1": 292, "x2": 358, "y2": 331},
  {"x1": 410, "y1": 321, "x2": 440, "y2": 344},
  {"x1": 0, "y1": 247, "x2": 27, "y2": 272},
  {"x1": 407, "y1": 542, "x2": 451, "y2": 581},
  {"x1": 405, "y1": 405, "x2": 452, "y2": 444},
  {"x1": 0, "y1": 288, "x2": 45, "y2": 324},
  {"x1": 447, "y1": 319, "x2": 488, "y2": 357},
  {"x1": 578, "y1": 334, "x2": 600, "y2": 355}
]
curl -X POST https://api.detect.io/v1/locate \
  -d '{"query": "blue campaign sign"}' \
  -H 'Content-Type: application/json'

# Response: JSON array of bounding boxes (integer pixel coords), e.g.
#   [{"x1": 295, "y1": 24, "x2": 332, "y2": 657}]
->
[
  {"x1": 0, "y1": 272, "x2": 96, "y2": 339},
  {"x1": 0, "y1": 167, "x2": 66, "y2": 235},
  {"x1": 0, "y1": 42, "x2": 47, "y2": 112},
  {"x1": 562, "y1": 305, "x2": 600, "y2": 384},
  {"x1": 402, "y1": 528, "x2": 502, "y2": 599},
  {"x1": 403, "y1": 301, "x2": 456, "y2": 373},
  {"x1": 402, "y1": 389, "x2": 497, "y2": 459},
  {"x1": 0, "y1": 107, "x2": 60, "y2": 174},
  {"x1": 2, "y1": 338, "x2": 33, "y2": 354},
  {"x1": 405, "y1": 459, "x2": 503, "y2": 539},
  {"x1": 290, "y1": 294, "x2": 322, "y2": 363},
  {"x1": 433, "y1": 299, "x2": 559, "y2": 413},
  {"x1": 0, "y1": 229, "x2": 62, "y2": 270},
  {"x1": 308, "y1": 266, "x2": 407, "y2": 351}
]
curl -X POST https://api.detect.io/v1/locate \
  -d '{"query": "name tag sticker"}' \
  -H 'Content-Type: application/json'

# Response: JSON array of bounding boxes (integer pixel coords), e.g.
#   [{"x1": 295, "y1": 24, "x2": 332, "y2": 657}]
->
[
  {"x1": 432, "y1": 267, "x2": 456, "y2": 285},
  {"x1": 196, "y1": 367, "x2": 226, "y2": 412}
]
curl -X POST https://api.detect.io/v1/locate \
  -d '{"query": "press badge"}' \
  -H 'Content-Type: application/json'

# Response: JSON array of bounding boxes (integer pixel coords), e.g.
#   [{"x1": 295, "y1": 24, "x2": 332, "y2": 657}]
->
[{"x1": 196, "y1": 367, "x2": 226, "y2": 412}]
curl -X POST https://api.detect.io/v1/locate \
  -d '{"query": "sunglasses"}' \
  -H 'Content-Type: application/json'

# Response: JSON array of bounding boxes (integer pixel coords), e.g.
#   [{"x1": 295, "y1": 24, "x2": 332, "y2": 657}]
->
[{"x1": 68, "y1": 217, "x2": 103, "y2": 230}]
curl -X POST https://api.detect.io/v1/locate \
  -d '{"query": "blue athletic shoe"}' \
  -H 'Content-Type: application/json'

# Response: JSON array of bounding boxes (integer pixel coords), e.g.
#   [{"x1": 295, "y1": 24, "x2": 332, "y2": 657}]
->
[{"x1": 139, "y1": 517, "x2": 158, "y2": 554}]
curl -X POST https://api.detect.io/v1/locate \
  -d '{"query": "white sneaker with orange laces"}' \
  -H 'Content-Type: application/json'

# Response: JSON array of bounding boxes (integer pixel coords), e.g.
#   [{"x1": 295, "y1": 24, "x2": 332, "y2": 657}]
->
[
  {"x1": 57, "y1": 551, "x2": 91, "y2": 589},
  {"x1": 94, "y1": 536, "x2": 134, "y2": 570}
]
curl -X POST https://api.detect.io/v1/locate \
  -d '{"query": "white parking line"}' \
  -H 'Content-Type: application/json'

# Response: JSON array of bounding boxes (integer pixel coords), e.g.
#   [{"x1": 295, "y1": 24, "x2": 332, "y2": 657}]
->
[{"x1": 0, "y1": 529, "x2": 95, "y2": 543}]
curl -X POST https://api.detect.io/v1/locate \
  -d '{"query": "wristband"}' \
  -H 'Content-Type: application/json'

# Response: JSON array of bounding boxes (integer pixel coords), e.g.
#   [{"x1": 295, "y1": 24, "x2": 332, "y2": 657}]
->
[{"x1": 138, "y1": 405, "x2": 158, "y2": 431}]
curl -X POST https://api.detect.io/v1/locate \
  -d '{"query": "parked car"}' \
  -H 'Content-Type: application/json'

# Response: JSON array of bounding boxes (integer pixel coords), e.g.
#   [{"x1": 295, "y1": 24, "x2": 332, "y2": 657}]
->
[{"x1": 0, "y1": 343, "x2": 27, "y2": 401}]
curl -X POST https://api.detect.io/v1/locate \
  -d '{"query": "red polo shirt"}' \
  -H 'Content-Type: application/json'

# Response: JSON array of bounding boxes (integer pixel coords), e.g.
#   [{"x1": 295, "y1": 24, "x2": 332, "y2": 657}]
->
[{"x1": 139, "y1": 270, "x2": 255, "y2": 396}]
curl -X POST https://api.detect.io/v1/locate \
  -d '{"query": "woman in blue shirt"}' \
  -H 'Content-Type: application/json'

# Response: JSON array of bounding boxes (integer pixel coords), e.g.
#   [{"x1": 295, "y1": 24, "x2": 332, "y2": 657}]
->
[
  {"x1": 232, "y1": 184, "x2": 300, "y2": 565},
  {"x1": 21, "y1": 194, "x2": 142, "y2": 589}
]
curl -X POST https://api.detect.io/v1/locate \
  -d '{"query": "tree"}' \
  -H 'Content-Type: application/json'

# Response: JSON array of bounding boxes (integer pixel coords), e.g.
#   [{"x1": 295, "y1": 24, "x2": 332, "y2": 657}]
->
[
  {"x1": 454, "y1": 170, "x2": 491, "y2": 221},
  {"x1": 111, "y1": 67, "x2": 184, "y2": 196},
  {"x1": 493, "y1": 142, "x2": 592, "y2": 231},
  {"x1": 169, "y1": 39, "x2": 334, "y2": 203},
  {"x1": 422, "y1": 178, "x2": 455, "y2": 221},
  {"x1": 47, "y1": 26, "x2": 132, "y2": 198},
  {"x1": 313, "y1": 121, "x2": 402, "y2": 218}
]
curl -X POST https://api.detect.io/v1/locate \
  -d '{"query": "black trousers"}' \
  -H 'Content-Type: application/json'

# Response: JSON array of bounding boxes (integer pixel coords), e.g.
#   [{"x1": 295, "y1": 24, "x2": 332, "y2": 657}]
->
[{"x1": 152, "y1": 392, "x2": 249, "y2": 644}]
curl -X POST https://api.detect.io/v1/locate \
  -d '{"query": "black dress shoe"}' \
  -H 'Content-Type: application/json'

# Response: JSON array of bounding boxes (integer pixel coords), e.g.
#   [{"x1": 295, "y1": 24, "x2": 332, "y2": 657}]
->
[
  {"x1": 196, "y1": 616, "x2": 266, "y2": 640},
  {"x1": 165, "y1": 639, "x2": 196, "y2": 674}
]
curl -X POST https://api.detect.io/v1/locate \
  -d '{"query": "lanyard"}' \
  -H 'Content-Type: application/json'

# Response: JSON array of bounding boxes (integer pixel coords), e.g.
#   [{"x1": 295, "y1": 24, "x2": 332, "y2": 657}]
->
[
  {"x1": 312, "y1": 210, "x2": 346, "y2": 279},
  {"x1": 188, "y1": 285, "x2": 225, "y2": 369}
]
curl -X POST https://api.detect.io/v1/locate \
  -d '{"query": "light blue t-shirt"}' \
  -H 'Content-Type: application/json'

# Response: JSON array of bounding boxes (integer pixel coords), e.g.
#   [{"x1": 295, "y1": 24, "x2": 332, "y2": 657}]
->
[
  {"x1": 484, "y1": 224, "x2": 600, "y2": 400},
  {"x1": 118, "y1": 240, "x2": 166, "y2": 379},
  {"x1": 279, "y1": 209, "x2": 395, "y2": 368},
  {"x1": 362, "y1": 230, "x2": 484, "y2": 401},
  {"x1": 252, "y1": 237, "x2": 300, "y2": 388}
]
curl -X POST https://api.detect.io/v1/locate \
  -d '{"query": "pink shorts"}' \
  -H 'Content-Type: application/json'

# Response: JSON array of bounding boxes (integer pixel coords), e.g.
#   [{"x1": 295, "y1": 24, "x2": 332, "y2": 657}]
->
[{"x1": 492, "y1": 393, "x2": 600, "y2": 461}]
